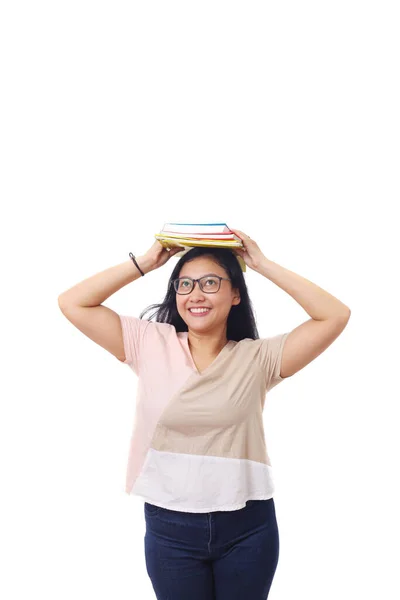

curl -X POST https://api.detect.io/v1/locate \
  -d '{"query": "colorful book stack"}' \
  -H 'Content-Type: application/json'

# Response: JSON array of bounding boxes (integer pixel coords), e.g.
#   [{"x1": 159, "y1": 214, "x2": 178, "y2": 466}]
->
[{"x1": 154, "y1": 222, "x2": 246, "y2": 272}]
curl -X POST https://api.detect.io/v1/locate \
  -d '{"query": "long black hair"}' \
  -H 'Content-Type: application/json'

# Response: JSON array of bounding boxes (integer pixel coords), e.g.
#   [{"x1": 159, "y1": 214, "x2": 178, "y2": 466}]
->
[{"x1": 139, "y1": 247, "x2": 260, "y2": 341}]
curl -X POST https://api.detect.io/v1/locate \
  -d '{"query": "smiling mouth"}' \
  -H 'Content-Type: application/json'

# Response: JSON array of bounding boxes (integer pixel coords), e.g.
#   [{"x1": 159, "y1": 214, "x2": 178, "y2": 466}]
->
[{"x1": 188, "y1": 308, "x2": 212, "y2": 314}]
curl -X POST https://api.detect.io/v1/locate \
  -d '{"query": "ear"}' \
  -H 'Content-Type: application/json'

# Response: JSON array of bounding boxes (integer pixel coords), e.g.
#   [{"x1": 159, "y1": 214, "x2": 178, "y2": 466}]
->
[{"x1": 232, "y1": 288, "x2": 241, "y2": 306}]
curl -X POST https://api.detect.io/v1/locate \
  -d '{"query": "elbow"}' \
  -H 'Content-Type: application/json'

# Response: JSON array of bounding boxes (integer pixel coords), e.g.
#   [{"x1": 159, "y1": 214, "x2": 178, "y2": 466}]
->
[
  {"x1": 337, "y1": 307, "x2": 351, "y2": 320},
  {"x1": 58, "y1": 294, "x2": 72, "y2": 311}
]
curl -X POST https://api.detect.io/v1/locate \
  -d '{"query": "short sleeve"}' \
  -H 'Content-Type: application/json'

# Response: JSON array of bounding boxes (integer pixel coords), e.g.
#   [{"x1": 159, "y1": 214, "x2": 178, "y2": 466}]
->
[
  {"x1": 118, "y1": 315, "x2": 151, "y2": 375},
  {"x1": 258, "y1": 332, "x2": 290, "y2": 391}
]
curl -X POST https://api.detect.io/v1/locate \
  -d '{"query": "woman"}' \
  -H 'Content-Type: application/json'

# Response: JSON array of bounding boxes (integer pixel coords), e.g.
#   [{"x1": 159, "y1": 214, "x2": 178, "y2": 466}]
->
[{"x1": 58, "y1": 228, "x2": 351, "y2": 599}]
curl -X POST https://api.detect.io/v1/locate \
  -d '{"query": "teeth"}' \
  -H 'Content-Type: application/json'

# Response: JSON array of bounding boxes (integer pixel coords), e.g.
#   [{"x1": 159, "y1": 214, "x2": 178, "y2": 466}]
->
[{"x1": 189, "y1": 308, "x2": 210, "y2": 313}]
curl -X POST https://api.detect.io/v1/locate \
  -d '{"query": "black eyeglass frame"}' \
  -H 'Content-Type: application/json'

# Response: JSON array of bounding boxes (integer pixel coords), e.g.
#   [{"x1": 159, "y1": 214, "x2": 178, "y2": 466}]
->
[{"x1": 171, "y1": 275, "x2": 231, "y2": 294}]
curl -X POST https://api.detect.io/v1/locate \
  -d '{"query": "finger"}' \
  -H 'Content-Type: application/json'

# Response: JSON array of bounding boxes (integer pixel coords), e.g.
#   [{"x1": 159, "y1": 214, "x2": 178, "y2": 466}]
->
[{"x1": 231, "y1": 228, "x2": 249, "y2": 240}]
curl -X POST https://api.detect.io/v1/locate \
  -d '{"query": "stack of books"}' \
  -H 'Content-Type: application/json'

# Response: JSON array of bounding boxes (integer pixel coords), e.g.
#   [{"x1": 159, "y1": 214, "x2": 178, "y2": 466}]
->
[{"x1": 154, "y1": 222, "x2": 246, "y2": 272}]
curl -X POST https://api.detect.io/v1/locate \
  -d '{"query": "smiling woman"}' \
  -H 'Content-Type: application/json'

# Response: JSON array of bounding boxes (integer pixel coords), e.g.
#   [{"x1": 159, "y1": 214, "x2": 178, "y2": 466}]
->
[{"x1": 58, "y1": 238, "x2": 349, "y2": 600}]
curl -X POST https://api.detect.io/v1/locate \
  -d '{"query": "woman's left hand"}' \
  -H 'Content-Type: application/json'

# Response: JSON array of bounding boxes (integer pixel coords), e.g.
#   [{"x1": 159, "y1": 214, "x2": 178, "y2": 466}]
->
[{"x1": 229, "y1": 228, "x2": 266, "y2": 271}]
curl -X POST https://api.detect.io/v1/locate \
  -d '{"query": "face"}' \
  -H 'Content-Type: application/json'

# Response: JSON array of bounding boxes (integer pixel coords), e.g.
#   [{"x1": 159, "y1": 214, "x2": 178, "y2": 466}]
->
[{"x1": 175, "y1": 257, "x2": 241, "y2": 333}]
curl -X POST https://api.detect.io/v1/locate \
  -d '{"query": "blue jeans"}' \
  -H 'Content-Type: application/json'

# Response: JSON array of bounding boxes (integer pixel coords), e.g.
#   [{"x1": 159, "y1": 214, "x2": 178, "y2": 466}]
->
[{"x1": 144, "y1": 498, "x2": 279, "y2": 599}]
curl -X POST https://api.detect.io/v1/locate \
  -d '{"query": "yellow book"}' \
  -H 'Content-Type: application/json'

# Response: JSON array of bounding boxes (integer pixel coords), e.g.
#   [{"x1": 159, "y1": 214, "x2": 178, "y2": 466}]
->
[{"x1": 154, "y1": 233, "x2": 246, "y2": 272}]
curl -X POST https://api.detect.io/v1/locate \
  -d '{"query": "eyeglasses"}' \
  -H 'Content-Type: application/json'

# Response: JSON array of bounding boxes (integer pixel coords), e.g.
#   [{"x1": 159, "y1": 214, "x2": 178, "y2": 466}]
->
[{"x1": 172, "y1": 275, "x2": 231, "y2": 294}]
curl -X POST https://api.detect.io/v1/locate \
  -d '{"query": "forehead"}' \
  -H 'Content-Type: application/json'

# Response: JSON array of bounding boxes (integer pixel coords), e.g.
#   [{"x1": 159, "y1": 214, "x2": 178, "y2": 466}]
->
[{"x1": 179, "y1": 258, "x2": 226, "y2": 278}]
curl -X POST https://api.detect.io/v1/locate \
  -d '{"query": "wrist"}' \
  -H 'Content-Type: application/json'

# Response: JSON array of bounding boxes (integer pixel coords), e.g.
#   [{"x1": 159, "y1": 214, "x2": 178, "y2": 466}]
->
[
  {"x1": 136, "y1": 255, "x2": 156, "y2": 275},
  {"x1": 253, "y1": 255, "x2": 271, "y2": 274}
]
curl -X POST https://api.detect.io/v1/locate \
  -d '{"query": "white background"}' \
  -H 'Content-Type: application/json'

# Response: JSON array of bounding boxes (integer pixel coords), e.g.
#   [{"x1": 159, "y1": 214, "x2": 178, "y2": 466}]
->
[{"x1": 1, "y1": 1, "x2": 399, "y2": 598}]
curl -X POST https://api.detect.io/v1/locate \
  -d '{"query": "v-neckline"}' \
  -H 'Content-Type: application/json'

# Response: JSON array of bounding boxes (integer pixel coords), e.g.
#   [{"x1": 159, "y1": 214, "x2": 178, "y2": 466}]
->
[{"x1": 180, "y1": 332, "x2": 233, "y2": 376}]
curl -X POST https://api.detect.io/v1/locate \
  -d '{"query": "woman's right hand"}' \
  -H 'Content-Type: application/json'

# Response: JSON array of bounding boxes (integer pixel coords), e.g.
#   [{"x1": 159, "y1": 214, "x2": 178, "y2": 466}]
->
[{"x1": 140, "y1": 240, "x2": 185, "y2": 272}]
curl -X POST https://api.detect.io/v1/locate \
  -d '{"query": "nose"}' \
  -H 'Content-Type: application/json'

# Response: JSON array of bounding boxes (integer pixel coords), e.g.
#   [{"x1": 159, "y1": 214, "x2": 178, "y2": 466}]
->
[{"x1": 189, "y1": 280, "x2": 206, "y2": 296}]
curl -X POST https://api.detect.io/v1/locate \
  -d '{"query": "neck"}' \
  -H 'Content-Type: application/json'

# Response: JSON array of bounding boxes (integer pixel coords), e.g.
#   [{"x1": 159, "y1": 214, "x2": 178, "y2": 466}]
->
[{"x1": 187, "y1": 328, "x2": 228, "y2": 355}]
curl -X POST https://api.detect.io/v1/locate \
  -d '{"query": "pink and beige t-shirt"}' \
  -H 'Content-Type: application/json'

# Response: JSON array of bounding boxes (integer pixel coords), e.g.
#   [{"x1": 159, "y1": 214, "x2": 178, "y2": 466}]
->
[{"x1": 119, "y1": 314, "x2": 289, "y2": 513}]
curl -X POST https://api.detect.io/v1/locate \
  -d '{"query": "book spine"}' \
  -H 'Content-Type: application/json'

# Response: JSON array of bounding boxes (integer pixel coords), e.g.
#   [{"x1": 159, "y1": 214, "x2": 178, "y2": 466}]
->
[
  {"x1": 155, "y1": 236, "x2": 242, "y2": 246},
  {"x1": 157, "y1": 233, "x2": 242, "y2": 243},
  {"x1": 162, "y1": 223, "x2": 230, "y2": 234},
  {"x1": 160, "y1": 233, "x2": 235, "y2": 240}
]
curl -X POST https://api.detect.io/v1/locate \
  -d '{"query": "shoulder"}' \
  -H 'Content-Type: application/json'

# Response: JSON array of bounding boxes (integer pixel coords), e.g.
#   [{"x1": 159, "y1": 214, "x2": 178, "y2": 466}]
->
[
  {"x1": 119, "y1": 314, "x2": 175, "y2": 329},
  {"x1": 119, "y1": 315, "x2": 177, "y2": 340},
  {"x1": 232, "y1": 334, "x2": 289, "y2": 358}
]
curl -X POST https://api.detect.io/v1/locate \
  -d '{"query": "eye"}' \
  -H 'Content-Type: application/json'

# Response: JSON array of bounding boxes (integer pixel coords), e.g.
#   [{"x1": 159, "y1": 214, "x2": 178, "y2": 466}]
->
[{"x1": 204, "y1": 278, "x2": 218, "y2": 287}]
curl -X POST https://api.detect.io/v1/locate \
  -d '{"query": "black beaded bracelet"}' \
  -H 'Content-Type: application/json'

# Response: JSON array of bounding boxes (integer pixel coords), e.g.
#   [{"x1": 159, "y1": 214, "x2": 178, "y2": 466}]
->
[{"x1": 129, "y1": 252, "x2": 145, "y2": 276}]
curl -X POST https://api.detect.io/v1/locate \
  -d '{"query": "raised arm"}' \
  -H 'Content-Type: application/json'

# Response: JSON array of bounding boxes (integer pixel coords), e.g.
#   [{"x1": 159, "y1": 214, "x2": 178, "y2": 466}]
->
[{"x1": 57, "y1": 241, "x2": 183, "y2": 361}]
